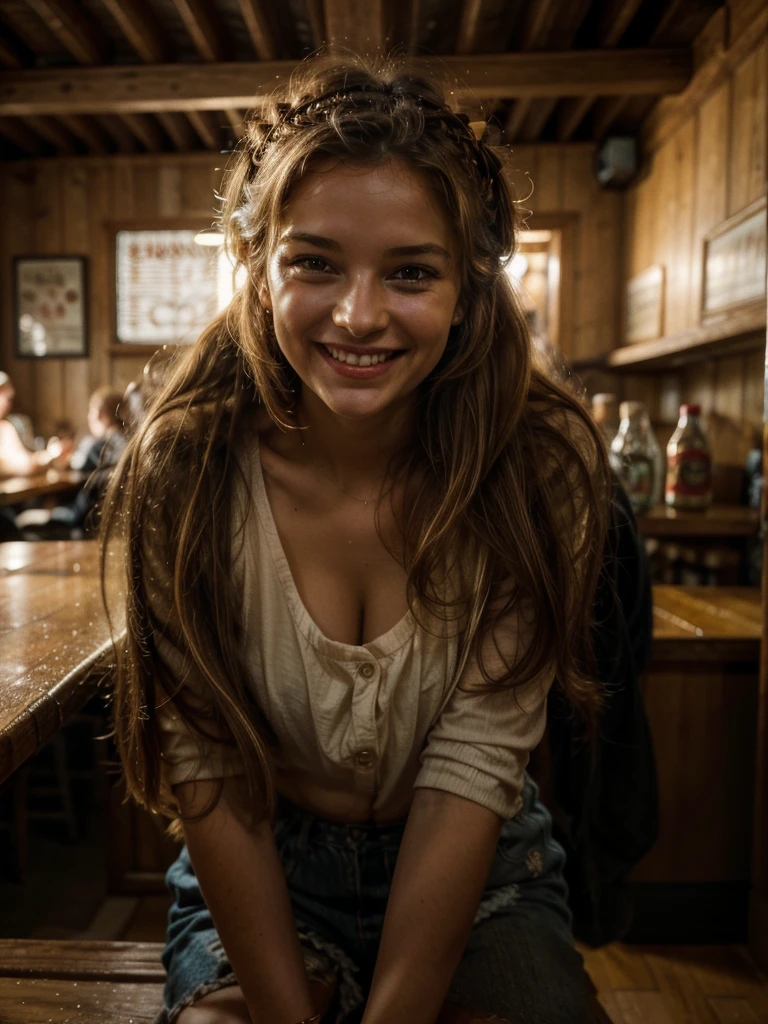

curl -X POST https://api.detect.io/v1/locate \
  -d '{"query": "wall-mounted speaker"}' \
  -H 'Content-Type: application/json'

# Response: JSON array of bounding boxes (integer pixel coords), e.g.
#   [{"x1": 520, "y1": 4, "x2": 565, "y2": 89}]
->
[{"x1": 594, "y1": 136, "x2": 637, "y2": 188}]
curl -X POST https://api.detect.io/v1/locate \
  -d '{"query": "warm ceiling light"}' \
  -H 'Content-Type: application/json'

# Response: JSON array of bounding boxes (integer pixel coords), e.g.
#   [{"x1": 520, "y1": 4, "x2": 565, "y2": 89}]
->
[{"x1": 194, "y1": 229, "x2": 225, "y2": 246}]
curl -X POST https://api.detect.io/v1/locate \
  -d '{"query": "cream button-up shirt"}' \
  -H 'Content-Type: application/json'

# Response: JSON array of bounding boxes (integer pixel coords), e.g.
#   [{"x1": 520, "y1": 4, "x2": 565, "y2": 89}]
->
[{"x1": 155, "y1": 436, "x2": 553, "y2": 822}]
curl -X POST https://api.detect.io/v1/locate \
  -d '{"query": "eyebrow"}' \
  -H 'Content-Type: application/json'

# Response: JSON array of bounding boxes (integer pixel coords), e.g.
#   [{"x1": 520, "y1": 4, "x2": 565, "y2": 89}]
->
[{"x1": 279, "y1": 231, "x2": 453, "y2": 262}]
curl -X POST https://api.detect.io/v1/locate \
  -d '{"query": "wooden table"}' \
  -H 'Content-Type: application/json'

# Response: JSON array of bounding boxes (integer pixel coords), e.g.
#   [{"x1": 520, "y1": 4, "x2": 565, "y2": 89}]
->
[
  {"x1": 0, "y1": 469, "x2": 86, "y2": 506},
  {"x1": 0, "y1": 541, "x2": 115, "y2": 787}
]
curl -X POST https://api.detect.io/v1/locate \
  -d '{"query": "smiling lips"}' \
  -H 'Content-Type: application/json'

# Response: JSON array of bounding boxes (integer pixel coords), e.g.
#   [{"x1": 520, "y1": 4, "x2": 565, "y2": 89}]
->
[{"x1": 322, "y1": 343, "x2": 403, "y2": 366}]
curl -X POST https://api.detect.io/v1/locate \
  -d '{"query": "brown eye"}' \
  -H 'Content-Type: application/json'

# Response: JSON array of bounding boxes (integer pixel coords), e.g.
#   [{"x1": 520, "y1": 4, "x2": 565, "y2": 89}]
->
[
  {"x1": 286, "y1": 256, "x2": 334, "y2": 274},
  {"x1": 392, "y1": 265, "x2": 437, "y2": 284}
]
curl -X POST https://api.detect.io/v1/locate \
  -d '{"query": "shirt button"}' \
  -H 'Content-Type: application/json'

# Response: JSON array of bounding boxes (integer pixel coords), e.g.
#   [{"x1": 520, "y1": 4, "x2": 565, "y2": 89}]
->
[
  {"x1": 359, "y1": 662, "x2": 375, "y2": 679},
  {"x1": 354, "y1": 749, "x2": 374, "y2": 768}
]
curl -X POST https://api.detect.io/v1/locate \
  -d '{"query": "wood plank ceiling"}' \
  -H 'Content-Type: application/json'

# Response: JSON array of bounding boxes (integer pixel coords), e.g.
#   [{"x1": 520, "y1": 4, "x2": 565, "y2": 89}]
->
[{"x1": 0, "y1": 0, "x2": 722, "y2": 160}]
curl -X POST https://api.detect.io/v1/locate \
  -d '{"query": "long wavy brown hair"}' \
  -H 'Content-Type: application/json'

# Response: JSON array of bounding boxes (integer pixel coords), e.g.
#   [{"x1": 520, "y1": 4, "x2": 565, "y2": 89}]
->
[{"x1": 102, "y1": 53, "x2": 610, "y2": 834}]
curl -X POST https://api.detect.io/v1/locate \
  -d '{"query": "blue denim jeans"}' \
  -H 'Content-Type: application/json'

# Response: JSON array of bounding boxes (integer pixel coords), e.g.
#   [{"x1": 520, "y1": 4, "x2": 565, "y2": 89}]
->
[{"x1": 157, "y1": 775, "x2": 592, "y2": 1023}]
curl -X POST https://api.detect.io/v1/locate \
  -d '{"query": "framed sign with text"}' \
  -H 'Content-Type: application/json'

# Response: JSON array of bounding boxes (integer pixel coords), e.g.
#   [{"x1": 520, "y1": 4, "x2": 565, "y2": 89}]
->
[
  {"x1": 702, "y1": 196, "x2": 766, "y2": 321},
  {"x1": 14, "y1": 255, "x2": 88, "y2": 358},
  {"x1": 625, "y1": 264, "x2": 665, "y2": 345},
  {"x1": 114, "y1": 226, "x2": 223, "y2": 345}
]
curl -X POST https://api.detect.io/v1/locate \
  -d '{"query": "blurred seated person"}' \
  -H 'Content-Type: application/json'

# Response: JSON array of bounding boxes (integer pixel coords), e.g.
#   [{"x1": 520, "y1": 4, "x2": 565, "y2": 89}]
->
[
  {"x1": 17, "y1": 386, "x2": 127, "y2": 539},
  {"x1": 0, "y1": 372, "x2": 72, "y2": 477},
  {"x1": 68, "y1": 386, "x2": 125, "y2": 473},
  {"x1": 120, "y1": 345, "x2": 179, "y2": 438}
]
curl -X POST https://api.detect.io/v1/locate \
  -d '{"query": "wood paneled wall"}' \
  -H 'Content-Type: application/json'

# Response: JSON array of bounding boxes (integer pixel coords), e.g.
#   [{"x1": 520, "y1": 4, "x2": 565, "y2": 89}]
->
[
  {"x1": 505, "y1": 143, "x2": 624, "y2": 363},
  {"x1": 0, "y1": 144, "x2": 622, "y2": 436},
  {"x1": 620, "y1": 1, "x2": 767, "y2": 466},
  {"x1": 0, "y1": 155, "x2": 222, "y2": 437}
]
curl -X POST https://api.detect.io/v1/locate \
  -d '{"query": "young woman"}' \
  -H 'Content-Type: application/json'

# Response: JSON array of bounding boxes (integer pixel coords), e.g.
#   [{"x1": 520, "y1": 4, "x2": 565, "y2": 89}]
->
[{"x1": 104, "y1": 56, "x2": 609, "y2": 1024}]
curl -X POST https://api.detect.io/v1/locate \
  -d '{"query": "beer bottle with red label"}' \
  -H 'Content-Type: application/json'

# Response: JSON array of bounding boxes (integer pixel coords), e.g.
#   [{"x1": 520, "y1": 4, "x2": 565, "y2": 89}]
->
[{"x1": 665, "y1": 404, "x2": 712, "y2": 509}]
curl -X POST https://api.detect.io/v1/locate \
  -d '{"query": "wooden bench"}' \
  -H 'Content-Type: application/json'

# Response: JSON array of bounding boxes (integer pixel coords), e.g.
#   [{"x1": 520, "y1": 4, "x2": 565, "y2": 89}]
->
[
  {"x1": 0, "y1": 938, "x2": 615, "y2": 1023},
  {"x1": 0, "y1": 939, "x2": 165, "y2": 1022}
]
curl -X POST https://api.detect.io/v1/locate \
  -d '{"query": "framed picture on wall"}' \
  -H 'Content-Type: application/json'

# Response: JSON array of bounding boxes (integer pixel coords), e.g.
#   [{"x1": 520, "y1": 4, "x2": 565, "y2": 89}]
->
[
  {"x1": 701, "y1": 196, "x2": 767, "y2": 322},
  {"x1": 625, "y1": 265, "x2": 665, "y2": 345},
  {"x1": 14, "y1": 255, "x2": 88, "y2": 358}
]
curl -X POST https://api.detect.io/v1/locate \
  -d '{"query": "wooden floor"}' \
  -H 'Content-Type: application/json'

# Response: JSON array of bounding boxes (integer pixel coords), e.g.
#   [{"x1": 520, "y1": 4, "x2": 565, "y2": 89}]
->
[
  {"x1": 578, "y1": 941, "x2": 768, "y2": 1023},
  {"x1": 118, "y1": 896, "x2": 768, "y2": 1023}
]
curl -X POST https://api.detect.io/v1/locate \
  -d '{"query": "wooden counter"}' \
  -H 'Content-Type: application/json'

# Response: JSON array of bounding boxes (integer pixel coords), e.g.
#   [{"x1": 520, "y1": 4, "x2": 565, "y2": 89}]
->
[
  {"x1": 0, "y1": 541, "x2": 115, "y2": 787},
  {"x1": 652, "y1": 584, "x2": 761, "y2": 659},
  {"x1": 634, "y1": 584, "x2": 763, "y2": 938},
  {"x1": 638, "y1": 505, "x2": 760, "y2": 538}
]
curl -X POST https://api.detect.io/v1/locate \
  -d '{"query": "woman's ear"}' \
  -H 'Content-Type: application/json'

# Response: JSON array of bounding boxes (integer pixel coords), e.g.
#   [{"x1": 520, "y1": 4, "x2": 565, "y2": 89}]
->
[
  {"x1": 257, "y1": 280, "x2": 271, "y2": 312},
  {"x1": 451, "y1": 305, "x2": 464, "y2": 326}
]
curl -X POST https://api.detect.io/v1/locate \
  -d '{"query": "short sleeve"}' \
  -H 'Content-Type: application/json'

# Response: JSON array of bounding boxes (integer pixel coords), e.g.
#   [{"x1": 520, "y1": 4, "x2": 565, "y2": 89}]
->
[{"x1": 413, "y1": 604, "x2": 554, "y2": 820}]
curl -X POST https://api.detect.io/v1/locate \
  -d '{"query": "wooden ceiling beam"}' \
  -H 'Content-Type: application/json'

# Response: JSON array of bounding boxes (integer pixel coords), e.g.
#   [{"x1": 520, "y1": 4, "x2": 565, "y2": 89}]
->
[
  {"x1": 97, "y1": 0, "x2": 171, "y2": 63},
  {"x1": 305, "y1": 0, "x2": 325, "y2": 50},
  {"x1": 508, "y1": 0, "x2": 590, "y2": 142},
  {"x1": 0, "y1": 50, "x2": 692, "y2": 114},
  {"x1": 0, "y1": 116, "x2": 45, "y2": 155},
  {"x1": 598, "y1": 0, "x2": 644, "y2": 47},
  {"x1": 155, "y1": 110, "x2": 198, "y2": 150},
  {"x1": 58, "y1": 113, "x2": 110, "y2": 153},
  {"x1": 23, "y1": 0, "x2": 108, "y2": 65},
  {"x1": 119, "y1": 112, "x2": 166, "y2": 152},
  {"x1": 93, "y1": 113, "x2": 139, "y2": 152},
  {"x1": 24, "y1": 113, "x2": 79, "y2": 152},
  {"x1": 0, "y1": 19, "x2": 34, "y2": 68},
  {"x1": 223, "y1": 107, "x2": 246, "y2": 140},
  {"x1": 186, "y1": 109, "x2": 223, "y2": 150},
  {"x1": 237, "y1": 0, "x2": 279, "y2": 60},
  {"x1": 325, "y1": 0, "x2": 384, "y2": 54},
  {"x1": 517, "y1": 0, "x2": 558, "y2": 50},
  {"x1": 556, "y1": 96, "x2": 593, "y2": 141},
  {"x1": 555, "y1": 0, "x2": 644, "y2": 142},
  {"x1": 504, "y1": 98, "x2": 532, "y2": 141},
  {"x1": 455, "y1": 0, "x2": 492, "y2": 54},
  {"x1": 518, "y1": 97, "x2": 558, "y2": 143},
  {"x1": 171, "y1": 0, "x2": 229, "y2": 62},
  {"x1": 592, "y1": 95, "x2": 628, "y2": 139}
]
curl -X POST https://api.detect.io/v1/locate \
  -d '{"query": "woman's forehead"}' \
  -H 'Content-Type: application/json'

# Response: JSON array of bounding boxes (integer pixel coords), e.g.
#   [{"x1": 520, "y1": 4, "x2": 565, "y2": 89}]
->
[{"x1": 279, "y1": 158, "x2": 456, "y2": 252}]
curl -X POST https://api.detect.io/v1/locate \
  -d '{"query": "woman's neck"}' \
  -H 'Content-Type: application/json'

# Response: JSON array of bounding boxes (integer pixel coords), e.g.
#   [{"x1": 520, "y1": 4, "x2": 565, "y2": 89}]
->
[{"x1": 294, "y1": 392, "x2": 416, "y2": 491}]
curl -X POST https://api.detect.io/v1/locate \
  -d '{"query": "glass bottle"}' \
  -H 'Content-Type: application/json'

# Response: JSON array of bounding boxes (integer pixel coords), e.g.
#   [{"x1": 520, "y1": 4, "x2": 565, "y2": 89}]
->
[
  {"x1": 611, "y1": 401, "x2": 659, "y2": 515},
  {"x1": 665, "y1": 403, "x2": 712, "y2": 509},
  {"x1": 591, "y1": 393, "x2": 620, "y2": 448}
]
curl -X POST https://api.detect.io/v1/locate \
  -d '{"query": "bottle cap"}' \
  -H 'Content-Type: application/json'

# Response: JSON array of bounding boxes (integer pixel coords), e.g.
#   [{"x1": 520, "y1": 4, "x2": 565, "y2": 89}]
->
[
  {"x1": 680, "y1": 403, "x2": 701, "y2": 416},
  {"x1": 619, "y1": 400, "x2": 646, "y2": 419}
]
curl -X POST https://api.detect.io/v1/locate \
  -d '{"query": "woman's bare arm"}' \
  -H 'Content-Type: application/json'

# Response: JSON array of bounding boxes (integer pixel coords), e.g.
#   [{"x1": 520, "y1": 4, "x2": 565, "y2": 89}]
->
[
  {"x1": 175, "y1": 775, "x2": 317, "y2": 1024},
  {"x1": 361, "y1": 787, "x2": 502, "y2": 1023}
]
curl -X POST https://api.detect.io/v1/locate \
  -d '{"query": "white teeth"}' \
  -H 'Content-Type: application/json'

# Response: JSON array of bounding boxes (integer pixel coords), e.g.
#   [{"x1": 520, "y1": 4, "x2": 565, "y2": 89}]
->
[{"x1": 325, "y1": 345, "x2": 394, "y2": 366}]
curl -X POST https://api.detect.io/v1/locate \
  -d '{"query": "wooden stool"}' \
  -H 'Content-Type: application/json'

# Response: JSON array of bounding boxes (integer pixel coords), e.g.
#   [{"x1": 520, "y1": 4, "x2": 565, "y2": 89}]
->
[{"x1": 0, "y1": 939, "x2": 164, "y2": 1023}]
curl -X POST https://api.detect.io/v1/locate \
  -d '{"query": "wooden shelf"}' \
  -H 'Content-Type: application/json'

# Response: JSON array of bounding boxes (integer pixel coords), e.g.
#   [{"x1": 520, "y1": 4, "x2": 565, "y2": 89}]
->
[
  {"x1": 574, "y1": 305, "x2": 765, "y2": 373},
  {"x1": 637, "y1": 505, "x2": 760, "y2": 538}
]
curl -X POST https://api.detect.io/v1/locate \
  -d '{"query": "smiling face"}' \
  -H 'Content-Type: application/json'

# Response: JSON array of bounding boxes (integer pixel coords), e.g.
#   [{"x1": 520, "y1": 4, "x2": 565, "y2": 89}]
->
[{"x1": 259, "y1": 158, "x2": 463, "y2": 423}]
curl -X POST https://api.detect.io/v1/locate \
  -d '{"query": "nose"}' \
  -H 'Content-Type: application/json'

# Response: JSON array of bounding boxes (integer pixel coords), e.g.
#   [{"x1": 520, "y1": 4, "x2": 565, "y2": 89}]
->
[{"x1": 332, "y1": 275, "x2": 389, "y2": 338}]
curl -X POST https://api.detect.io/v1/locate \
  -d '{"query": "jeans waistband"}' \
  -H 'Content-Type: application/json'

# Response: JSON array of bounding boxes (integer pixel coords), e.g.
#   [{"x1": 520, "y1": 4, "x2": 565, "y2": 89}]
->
[{"x1": 275, "y1": 791, "x2": 409, "y2": 846}]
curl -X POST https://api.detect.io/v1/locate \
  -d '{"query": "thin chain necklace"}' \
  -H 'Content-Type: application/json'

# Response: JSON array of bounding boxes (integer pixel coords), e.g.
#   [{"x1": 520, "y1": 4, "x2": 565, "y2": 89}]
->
[{"x1": 295, "y1": 414, "x2": 388, "y2": 508}]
